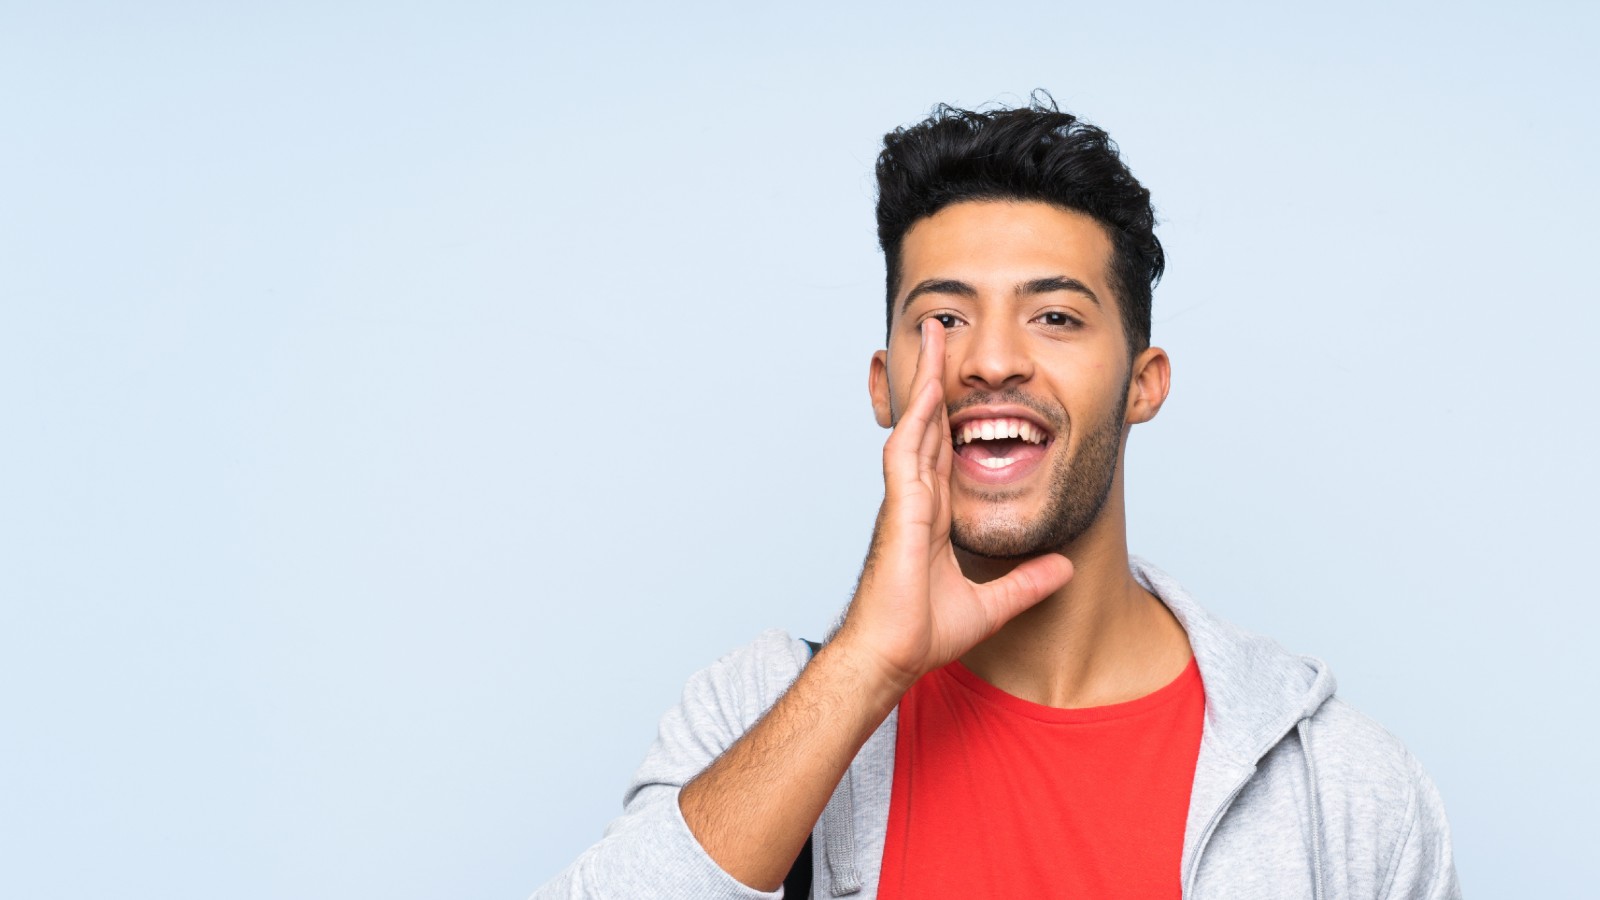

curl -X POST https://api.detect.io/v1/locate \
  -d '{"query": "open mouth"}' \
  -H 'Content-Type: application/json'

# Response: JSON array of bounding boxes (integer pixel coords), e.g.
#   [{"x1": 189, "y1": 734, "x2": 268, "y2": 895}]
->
[{"x1": 952, "y1": 416, "x2": 1052, "y2": 472}]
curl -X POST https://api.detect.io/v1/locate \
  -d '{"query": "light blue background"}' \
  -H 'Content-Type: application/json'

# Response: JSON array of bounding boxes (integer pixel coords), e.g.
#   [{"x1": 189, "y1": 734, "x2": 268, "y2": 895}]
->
[{"x1": 3, "y1": 2, "x2": 1594, "y2": 897}]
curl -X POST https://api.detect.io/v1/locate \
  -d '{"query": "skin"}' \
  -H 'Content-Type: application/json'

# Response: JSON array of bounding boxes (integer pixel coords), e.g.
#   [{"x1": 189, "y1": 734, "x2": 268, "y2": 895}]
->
[{"x1": 679, "y1": 199, "x2": 1192, "y2": 891}]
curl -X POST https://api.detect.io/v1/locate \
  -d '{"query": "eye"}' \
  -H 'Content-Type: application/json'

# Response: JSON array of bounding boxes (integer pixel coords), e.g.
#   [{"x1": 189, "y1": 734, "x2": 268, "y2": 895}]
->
[
  {"x1": 1034, "y1": 311, "x2": 1081, "y2": 328},
  {"x1": 928, "y1": 313, "x2": 963, "y2": 329}
]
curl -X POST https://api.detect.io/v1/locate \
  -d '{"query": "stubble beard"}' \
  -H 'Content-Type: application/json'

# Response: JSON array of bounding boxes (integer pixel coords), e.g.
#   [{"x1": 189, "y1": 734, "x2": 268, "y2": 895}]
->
[{"x1": 948, "y1": 383, "x2": 1129, "y2": 560}]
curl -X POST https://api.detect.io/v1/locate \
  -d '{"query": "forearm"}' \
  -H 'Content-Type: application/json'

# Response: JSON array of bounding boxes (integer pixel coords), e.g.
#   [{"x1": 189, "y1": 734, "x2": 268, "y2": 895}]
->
[{"x1": 678, "y1": 637, "x2": 908, "y2": 892}]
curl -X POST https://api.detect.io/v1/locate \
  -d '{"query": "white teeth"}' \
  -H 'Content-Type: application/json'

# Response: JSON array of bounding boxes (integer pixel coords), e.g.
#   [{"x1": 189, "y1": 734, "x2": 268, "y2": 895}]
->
[
  {"x1": 952, "y1": 417, "x2": 1049, "y2": 446},
  {"x1": 979, "y1": 457, "x2": 1016, "y2": 469}
]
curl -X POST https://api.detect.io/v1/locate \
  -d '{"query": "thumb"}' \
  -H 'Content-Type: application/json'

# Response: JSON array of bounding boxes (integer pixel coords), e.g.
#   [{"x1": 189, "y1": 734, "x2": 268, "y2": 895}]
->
[{"x1": 977, "y1": 553, "x2": 1075, "y2": 629}]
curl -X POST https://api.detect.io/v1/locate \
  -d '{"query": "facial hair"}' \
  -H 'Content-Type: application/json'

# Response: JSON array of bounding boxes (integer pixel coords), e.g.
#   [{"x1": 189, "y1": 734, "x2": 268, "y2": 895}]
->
[{"x1": 947, "y1": 378, "x2": 1130, "y2": 560}]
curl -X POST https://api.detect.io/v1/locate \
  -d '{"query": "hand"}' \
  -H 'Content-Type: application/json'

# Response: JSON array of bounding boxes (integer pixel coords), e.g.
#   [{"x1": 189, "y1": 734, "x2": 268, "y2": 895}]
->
[{"x1": 835, "y1": 320, "x2": 1074, "y2": 689}]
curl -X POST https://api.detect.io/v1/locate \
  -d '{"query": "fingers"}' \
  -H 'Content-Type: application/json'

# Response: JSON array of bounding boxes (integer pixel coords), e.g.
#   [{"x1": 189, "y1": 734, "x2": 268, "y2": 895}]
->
[
  {"x1": 918, "y1": 318, "x2": 945, "y2": 393},
  {"x1": 978, "y1": 553, "x2": 1075, "y2": 629},
  {"x1": 912, "y1": 322, "x2": 947, "y2": 470},
  {"x1": 886, "y1": 322, "x2": 948, "y2": 479},
  {"x1": 887, "y1": 378, "x2": 942, "y2": 470},
  {"x1": 916, "y1": 381, "x2": 945, "y2": 474},
  {"x1": 934, "y1": 386, "x2": 952, "y2": 480}
]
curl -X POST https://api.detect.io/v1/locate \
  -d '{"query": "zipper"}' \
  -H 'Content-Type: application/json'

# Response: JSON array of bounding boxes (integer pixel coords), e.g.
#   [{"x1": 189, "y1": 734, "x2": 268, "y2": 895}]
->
[{"x1": 1182, "y1": 768, "x2": 1254, "y2": 899}]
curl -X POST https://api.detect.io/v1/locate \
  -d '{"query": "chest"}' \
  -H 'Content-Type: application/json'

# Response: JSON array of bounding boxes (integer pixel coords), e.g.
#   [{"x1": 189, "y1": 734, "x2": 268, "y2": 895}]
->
[{"x1": 873, "y1": 663, "x2": 1204, "y2": 900}]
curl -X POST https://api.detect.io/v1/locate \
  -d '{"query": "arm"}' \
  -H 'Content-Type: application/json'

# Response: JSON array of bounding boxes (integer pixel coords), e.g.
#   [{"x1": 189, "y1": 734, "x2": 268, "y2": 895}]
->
[
  {"x1": 1379, "y1": 758, "x2": 1461, "y2": 900},
  {"x1": 534, "y1": 322, "x2": 1072, "y2": 897}
]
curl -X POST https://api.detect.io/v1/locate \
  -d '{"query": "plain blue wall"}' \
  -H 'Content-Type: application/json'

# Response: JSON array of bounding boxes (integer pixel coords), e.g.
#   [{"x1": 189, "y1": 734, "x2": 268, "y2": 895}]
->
[{"x1": 3, "y1": 2, "x2": 1595, "y2": 897}]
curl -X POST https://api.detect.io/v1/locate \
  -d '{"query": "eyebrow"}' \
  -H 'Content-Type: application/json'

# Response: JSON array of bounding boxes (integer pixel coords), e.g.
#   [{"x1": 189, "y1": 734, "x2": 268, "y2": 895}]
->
[
  {"x1": 899, "y1": 279, "x2": 976, "y2": 315},
  {"x1": 1020, "y1": 276, "x2": 1100, "y2": 307},
  {"x1": 899, "y1": 275, "x2": 1101, "y2": 316}
]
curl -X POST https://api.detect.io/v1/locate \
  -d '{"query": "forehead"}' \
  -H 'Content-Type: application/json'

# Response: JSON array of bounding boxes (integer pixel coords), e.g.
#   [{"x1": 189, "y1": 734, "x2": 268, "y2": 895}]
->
[{"x1": 897, "y1": 200, "x2": 1116, "y2": 301}]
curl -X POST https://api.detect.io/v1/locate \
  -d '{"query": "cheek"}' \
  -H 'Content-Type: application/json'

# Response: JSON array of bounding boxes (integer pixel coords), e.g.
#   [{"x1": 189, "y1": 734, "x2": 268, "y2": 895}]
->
[
  {"x1": 1059, "y1": 374, "x2": 1126, "y2": 426},
  {"x1": 884, "y1": 364, "x2": 916, "y2": 419},
  {"x1": 887, "y1": 348, "x2": 932, "y2": 400}
]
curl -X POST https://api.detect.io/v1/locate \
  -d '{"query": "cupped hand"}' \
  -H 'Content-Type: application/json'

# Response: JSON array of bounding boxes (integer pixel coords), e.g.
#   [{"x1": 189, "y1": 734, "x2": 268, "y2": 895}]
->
[{"x1": 835, "y1": 320, "x2": 1074, "y2": 690}]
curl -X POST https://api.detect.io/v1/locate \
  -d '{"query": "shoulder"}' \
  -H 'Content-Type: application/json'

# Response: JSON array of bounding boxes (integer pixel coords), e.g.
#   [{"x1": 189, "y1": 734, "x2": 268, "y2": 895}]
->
[
  {"x1": 1300, "y1": 696, "x2": 1455, "y2": 892},
  {"x1": 1306, "y1": 696, "x2": 1440, "y2": 815},
  {"x1": 694, "y1": 628, "x2": 812, "y2": 704},
  {"x1": 669, "y1": 628, "x2": 813, "y2": 739},
  {"x1": 621, "y1": 628, "x2": 815, "y2": 801}
]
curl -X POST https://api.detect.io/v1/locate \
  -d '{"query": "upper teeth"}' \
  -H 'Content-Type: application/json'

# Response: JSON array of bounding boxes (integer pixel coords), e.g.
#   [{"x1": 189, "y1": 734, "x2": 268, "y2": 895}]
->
[{"x1": 953, "y1": 417, "x2": 1047, "y2": 446}]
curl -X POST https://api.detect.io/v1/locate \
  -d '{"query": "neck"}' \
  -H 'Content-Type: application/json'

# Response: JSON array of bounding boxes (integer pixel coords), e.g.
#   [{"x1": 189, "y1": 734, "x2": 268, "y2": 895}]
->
[{"x1": 955, "y1": 486, "x2": 1192, "y2": 708}]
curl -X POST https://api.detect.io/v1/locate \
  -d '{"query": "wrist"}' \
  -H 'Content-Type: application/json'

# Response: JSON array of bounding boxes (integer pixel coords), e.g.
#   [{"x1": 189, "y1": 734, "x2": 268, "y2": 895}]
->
[{"x1": 819, "y1": 628, "x2": 922, "y2": 705}]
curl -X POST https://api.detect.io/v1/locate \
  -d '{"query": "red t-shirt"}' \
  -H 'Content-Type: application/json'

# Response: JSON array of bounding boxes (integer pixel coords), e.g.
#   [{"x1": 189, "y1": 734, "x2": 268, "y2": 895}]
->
[{"x1": 876, "y1": 657, "x2": 1205, "y2": 899}]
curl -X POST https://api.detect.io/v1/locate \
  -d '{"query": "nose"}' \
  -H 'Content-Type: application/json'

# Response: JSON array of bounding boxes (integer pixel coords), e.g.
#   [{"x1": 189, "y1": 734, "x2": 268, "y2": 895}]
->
[{"x1": 955, "y1": 318, "x2": 1034, "y2": 392}]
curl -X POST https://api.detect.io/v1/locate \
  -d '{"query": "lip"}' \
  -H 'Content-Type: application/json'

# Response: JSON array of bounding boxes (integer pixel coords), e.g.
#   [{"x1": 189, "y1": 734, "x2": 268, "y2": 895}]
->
[{"x1": 947, "y1": 404, "x2": 1058, "y2": 487}]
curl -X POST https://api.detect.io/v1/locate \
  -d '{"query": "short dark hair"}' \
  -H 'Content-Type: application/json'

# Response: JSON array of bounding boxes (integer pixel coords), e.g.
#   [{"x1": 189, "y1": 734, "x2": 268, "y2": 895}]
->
[{"x1": 874, "y1": 93, "x2": 1164, "y2": 358}]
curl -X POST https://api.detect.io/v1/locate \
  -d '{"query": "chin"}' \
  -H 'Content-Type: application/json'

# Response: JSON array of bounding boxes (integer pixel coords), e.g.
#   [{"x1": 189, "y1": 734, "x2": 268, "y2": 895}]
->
[
  {"x1": 950, "y1": 488, "x2": 1108, "y2": 560},
  {"x1": 950, "y1": 515, "x2": 1056, "y2": 560}
]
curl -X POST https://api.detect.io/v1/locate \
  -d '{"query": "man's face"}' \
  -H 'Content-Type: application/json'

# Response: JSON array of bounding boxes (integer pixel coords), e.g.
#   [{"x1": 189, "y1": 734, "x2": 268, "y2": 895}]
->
[{"x1": 869, "y1": 200, "x2": 1158, "y2": 559}]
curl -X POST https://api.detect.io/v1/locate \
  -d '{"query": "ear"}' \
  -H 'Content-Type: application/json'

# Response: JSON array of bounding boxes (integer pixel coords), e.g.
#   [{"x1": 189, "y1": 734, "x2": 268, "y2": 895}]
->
[
  {"x1": 1124, "y1": 346, "x2": 1171, "y2": 425},
  {"x1": 869, "y1": 349, "x2": 894, "y2": 429}
]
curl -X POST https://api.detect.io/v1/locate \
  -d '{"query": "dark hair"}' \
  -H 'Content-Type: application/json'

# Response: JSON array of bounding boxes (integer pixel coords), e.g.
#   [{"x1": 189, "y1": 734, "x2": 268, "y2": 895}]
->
[{"x1": 875, "y1": 93, "x2": 1164, "y2": 357}]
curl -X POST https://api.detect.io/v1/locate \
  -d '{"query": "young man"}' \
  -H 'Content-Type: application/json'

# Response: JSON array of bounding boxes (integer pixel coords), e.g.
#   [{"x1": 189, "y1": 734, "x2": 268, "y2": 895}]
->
[{"x1": 535, "y1": 100, "x2": 1458, "y2": 899}]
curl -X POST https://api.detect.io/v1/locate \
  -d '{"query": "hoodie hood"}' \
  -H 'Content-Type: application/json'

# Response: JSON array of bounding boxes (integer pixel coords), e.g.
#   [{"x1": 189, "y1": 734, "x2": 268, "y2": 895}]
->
[
  {"x1": 1130, "y1": 558, "x2": 1338, "y2": 896},
  {"x1": 1133, "y1": 557, "x2": 1337, "y2": 760}
]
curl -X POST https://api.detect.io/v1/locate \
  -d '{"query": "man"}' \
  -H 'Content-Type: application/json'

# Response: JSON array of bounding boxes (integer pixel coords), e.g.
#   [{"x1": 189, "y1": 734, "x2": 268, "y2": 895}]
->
[{"x1": 536, "y1": 98, "x2": 1458, "y2": 899}]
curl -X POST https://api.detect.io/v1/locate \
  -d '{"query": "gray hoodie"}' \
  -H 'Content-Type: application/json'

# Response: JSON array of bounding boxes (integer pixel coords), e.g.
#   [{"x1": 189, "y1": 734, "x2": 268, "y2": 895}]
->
[{"x1": 535, "y1": 558, "x2": 1459, "y2": 899}]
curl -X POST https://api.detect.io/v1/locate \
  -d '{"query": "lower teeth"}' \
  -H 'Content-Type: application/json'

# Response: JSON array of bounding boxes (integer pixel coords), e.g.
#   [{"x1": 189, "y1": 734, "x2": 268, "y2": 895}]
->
[{"x1": 979, "y1": 458, "x2": 1015, "y2": 469}]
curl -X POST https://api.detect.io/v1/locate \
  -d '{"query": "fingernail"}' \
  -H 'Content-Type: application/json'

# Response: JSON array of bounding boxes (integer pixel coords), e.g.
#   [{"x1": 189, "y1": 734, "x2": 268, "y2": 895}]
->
[{"x1": 920, "y1": 321, "x2": 927, "y2": 351}]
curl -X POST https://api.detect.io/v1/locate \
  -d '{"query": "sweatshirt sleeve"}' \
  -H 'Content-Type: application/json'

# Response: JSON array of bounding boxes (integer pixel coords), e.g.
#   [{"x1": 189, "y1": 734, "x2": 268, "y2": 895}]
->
[
  {"x1": 1379, "y1": 756, "x2": 1461, "y2": 900},
  {"x1": 531, "y1": 629, "x2": 807, "y2": 900}
]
